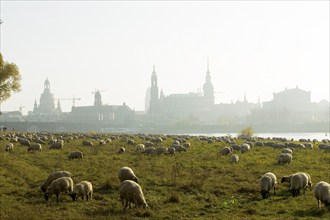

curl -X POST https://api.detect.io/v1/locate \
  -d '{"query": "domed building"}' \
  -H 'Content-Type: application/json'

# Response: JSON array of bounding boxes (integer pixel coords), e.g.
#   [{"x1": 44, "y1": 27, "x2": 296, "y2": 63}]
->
[{"x1": 27, "y1": 78, "x2": 62, "y2": 122}]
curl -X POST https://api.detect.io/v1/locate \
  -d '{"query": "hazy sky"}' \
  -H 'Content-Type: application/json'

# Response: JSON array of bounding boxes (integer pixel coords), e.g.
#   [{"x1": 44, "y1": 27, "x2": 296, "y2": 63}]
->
[{"x1": 1, "y1": 1, "x2": 329, "y2": 114}]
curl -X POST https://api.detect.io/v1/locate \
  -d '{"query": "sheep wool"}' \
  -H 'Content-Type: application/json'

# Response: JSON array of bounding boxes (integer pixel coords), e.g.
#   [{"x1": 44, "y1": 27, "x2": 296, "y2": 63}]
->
[
  {"x1": 260, "y1": 172, "x2": 277, "y2": 199},
  {"x1": 119, "y1": 180, "x2": 148, "y2": 210},
  {"x1": 41, "y1": 171, "x2": 73, "y2": 193},
  {"x1": 44, "y1": 176, "x2": 74, "y2": 202},
  {"x1": 70, "y1": 181, "x2": 93, "y2": 201},
  {"x1": 314, "y1": 181, "x2": 330, "y2": 209},
  {"x1": 118, "y1": 167, "x2": 138, "y2": 183}
]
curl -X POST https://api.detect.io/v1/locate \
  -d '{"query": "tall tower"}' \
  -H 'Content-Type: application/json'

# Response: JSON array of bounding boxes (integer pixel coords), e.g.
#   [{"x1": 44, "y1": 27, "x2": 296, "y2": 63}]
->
[
  {"x1": 38, "y1": 78, "x2": 56, "y2": 113},
  {"x1": 94, "y1": 90, "x2": 102, "y2": 107},
  {"x1": 203, "y1": 58, "x2": 215, "y2": 108},
  {"x1": 149, "y1": 65, "x2": 159, "y2": 114}
]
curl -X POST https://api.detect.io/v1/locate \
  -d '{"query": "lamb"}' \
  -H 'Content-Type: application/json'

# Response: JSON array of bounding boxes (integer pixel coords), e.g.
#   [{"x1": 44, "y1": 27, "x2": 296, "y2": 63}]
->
[
  {"x1": 27, "y1": 143, "x2": 42, "y2": 152},
  {"x1": 41, "y1": 171, "x2": 73, "y2": 193},
  {"x1": 277, "y1": 153, "x2": 292, "y2": 165},
  {"x1": 5, "y1": 143, "x2": 14, "y2": 152},
  {"x1": 314, "y1": 181, "x2": 330, "y2": 209},
  {"x1": 119, "y1": 180, "x2": 148, "y2": 210},
  {"x1": 68, "y1": 151, "x2": 83, "y2": 160},
  {"x1": 289, "y1": 172, "x2": 309, "y2": 197},
  {"x1": 44, "y1": 176, "x2": 74, "y2": 202},
  {"x1": 70, "y1": 181, "x2": 93, "y2": 201},
  {"x1": 260, "y1": 172, "x2": 277, "y2": 199},
  {"x1": 118, "y1": 166, "x2": 138, "y2": 183},
  {"x1": 229, "y1": 154, "x2": 239, "y2": 163}
]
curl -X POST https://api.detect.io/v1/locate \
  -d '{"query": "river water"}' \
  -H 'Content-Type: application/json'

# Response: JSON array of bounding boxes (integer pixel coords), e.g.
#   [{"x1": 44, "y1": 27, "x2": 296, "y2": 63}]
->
[{"x1": 185, "y1": 132, "x2": 329, "y2": 141}]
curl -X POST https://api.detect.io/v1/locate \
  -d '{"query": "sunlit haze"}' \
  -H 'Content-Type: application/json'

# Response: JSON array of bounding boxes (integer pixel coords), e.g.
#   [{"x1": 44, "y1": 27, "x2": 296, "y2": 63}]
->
[{"x1": 1, "y1": 1, "x2": 329, "y2": 114}]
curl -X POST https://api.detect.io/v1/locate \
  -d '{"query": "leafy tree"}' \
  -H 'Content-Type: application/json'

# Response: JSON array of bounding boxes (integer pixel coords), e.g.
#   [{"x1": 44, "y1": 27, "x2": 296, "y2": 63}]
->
[
  {"x1": 238, "y1": 127, "x2": 254, "y2": 140},
  {"x1": 0, "y1": 53, "x2": 21, "y2": 102}
]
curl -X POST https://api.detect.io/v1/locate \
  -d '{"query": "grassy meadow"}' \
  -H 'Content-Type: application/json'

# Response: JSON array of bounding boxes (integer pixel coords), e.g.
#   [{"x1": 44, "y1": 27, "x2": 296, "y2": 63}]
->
[{"x1": 0, "y1": 131, "x2": 330, "y2": 220}]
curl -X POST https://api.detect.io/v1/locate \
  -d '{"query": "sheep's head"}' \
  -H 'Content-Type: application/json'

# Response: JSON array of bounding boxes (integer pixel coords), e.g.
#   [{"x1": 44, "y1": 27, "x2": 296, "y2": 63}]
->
[
  {"x1": 260, "y1": 190, "x2": 269, "y2": 199},
  {"x1": 70, "y1": 192, "x2": 78, "y2": 201},
  {"x1": 41, "y1": 186, "x2": 46, "y2": 193},
  {"x1": 133, "y1": 176, "x2": 139, "y2": 183},
  {"x1": 281, "y1": 176, "x2": 289, "y2": 183},
  {"x1": 44, "y1": 192, "x2": 50, "y2": 201}
]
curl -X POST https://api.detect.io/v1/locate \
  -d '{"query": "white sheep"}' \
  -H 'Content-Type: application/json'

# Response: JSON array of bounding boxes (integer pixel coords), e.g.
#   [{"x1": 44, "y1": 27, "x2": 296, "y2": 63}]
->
[
  {"x1": 119, "y1": 180, "x2": 148, "y2": 210},
  {"x1": 118, "y1": 147, "x2": 126, "y2": 154},
  {"x1": 167, "y1": 147, "x2": 175, "y2": 156},
  {"x1": 221, "y1": 147, "x2": 232, "y2": 156},
  {"x1": 41, "y1": 171, "x2": 73, "y2": 193},
  {"x1": 229, "y1": 154, "x2": 239, "y2": 163},
  {"x1": 281, "y1": 172, "x2": 312, "y2": 191},
  {"x1": 68, "y1": 151, "x2": 83, "y2": 160},
  {"x1": 27, "y1": 143, "x2": 42, "y2": 152},
  {"x1": 314, "y1": 181, "x2": 330, "y2": 209},
  {"x1": 118, "y1": 166, "x2": 138, "y2": 183},
  {"x1": 260, "y1": 172, "x2": 277, "y2": 199},
  {"x1": 44, "y1": 176, "x2": 74, "y2": 202},
  {"x1": 136, "y1": 144, "x2": 145, "y2": 152},
  {"x1": 289, "y1": 172, "x2": 309, "y2": 197},
  {"x1": 240, "y1": 143, "x2": 250, "y2": 153},
  {"x1": 282, "y1": 148, "x2": 293, "y2": 155},
  {"x1": 70, "y1": 181, "x2": 93, "y2": 201},
  {"x1": 277, "y1": 153, "x2": 292, "y2": 165},
  {"x1": 5, "y1": 143, "x2": 14, "y2": 152}
]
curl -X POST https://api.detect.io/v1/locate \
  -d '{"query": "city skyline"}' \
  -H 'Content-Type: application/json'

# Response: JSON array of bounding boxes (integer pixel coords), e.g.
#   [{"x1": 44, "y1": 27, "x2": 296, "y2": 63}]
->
[{"x1": 1, "y1": 1, "x2": 329, "y2": 114}]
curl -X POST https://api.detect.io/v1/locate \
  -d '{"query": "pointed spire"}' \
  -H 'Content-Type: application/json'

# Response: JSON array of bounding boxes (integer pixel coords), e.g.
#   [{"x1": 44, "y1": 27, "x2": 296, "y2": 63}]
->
[
  {"x1": 207, "y1": 57, "x2": 210, "y2": 74},
  {"x1": 244, "y1": 93, "x2": 247, "y2": 102}
]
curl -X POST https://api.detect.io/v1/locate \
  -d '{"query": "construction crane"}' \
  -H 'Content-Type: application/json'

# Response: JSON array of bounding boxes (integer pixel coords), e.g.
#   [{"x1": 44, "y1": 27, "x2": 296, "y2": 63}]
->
[
  {"x1": 91, "y1": 89, "x2": 107, "y2": 95},
  {"x1": 58, "y1": 97, "x2": 81, "y2": 108},
  {"x1": 18, "y1": 105, "x2": 25, "y2": 113}
]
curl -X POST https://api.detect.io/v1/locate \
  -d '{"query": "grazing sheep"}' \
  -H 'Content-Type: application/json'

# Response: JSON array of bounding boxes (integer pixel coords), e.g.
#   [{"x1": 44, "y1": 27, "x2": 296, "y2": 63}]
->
[
  {"x1": 27, "y1": 143, "x2": 42, "y2": 152},
  {"x1": 127, "y1": 139, "x2": 135, "y2": 145},
  {"x1": 282, "y1": 148, "x2": 293, "y2": 155},
  {"x1": 240, "y1": 143, "x2": 250, "y2": 153},
  {"x1": 314, "y1": 181, "x2": 330, "y2": 209},
  {"x1": 70, "y1": 181, "x2": 93, "y2": 201},
  {"x1": 260, "y1": 172, "x2": 277, "y2": 199},
  {"x1": 173, "y1": 145, "x2": 187, "y2": 153},
  {"x1": 136, "y1": 144, "x2": 145, "y2": 152},
  {"x1": 18, "y1": 138, "x2": 30, "y2": 147},
  {"x1": 167, "y1": 147, "x2": 175, "y2": 156},
  {"x1": 44, "y1": 176, "x2": 74, "y2": 202},
  {"x1": 41, "y1": 171, "x2": 73, "y2": 193},
  {"x1": 68, "y1": 151, "x2": 83, "y2": 160},
  {"x1": 99, "y1": 140, "x2": 106, "y2": 145},
  {"x1": 290, "y1": 172, "x2": 309, "y2": 197},
  {"x1": 118, "y1": 167, "x2": 138, "y2": 183},
  {"x1": 155, "y1": 147, "x2": 168, "y2": 155},
  {"x1": 221, "y1": 147, "x2": 232, "y2": 156},
  {"x1": 82, "y1": 140, "x2": 94, "y2": 147},
  {"x1": 182, "y1": 143, "x2": 191, "y2": 148},
  {"x1": 277, "y1": 153, "x2": 292, "y2": 165},
  {"x1": 5, "y1": 143, "x2": 14, "y2": 152},
  {"x1": 229, "y1": 154, "x2": 239, "y2": 163},
  {"x1": 144, "y1": 141, "x2": 154, "y2": 148},
  {"x1": 143, "y1": 147, "x2": 156, "y2": 155},
  {"x1": 118, "y1": 147, "x2": 126, "y2": 154},
  {"x1": 281, "y1": 172, "x2": 312, "y2": 191},
  {"x1": 49, "y1": 142, "x2": 64, "y2": 149},
  {"x1": 119, "y1": 180, "x2": 148, "y2": 210}
]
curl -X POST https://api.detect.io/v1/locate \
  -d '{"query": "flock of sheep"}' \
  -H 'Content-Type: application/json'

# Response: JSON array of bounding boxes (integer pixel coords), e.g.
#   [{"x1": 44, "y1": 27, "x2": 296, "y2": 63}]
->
[
  {"x1": 38, "y1": 166, "x2": 148, "y2": 211},
  {"x1": 1, "y1": 131, "x2": 330, "y2": 212}
]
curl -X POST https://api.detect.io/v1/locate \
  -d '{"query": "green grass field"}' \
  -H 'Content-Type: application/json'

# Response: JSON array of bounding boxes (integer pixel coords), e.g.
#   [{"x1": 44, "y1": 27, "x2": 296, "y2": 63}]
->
[{"x1": 0, "y1": 132, "x2": 329, "y2": 220}]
